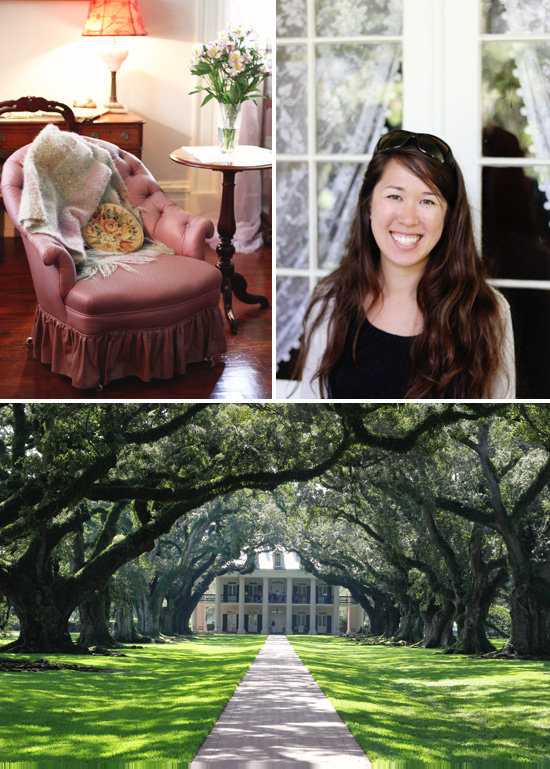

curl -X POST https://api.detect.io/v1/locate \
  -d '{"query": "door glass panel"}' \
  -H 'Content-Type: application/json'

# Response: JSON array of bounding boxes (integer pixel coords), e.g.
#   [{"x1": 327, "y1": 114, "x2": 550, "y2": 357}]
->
[
  {"x1": 483, "y1": 164, "x2": 550, "y2": 281},
  {"x1": 482, "y1": 41, "x2": 550, "y2": 159},
  {"x1": 482, "y1": 0, "x2": 550, "y2": 35},
  {"x1": 316, "y1": 0, "x2": 403, "y2": 36},
  {"x1": 317, "y1": 161, "x2": 368, "y2": 270},
  {"x1": 276, "y1": 165, "x2": 309, "y2": 269},
  {"x1": 500, "y1": 288, "x2": 550, "y2": 397},
  {"x1": 276, "y1": 46, "x2": 308, "y2": 154},
  {"x1": 316, "y1": 43, "x2": 402, "y2": 155},
  {"x1": 277, "y1": 0, "x2": 308, "y2": 37}
]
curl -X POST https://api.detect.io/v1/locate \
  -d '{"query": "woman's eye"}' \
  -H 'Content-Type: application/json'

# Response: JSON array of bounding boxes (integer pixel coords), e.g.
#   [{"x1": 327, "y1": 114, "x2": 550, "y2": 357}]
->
[
  {"x1": 388, "y1": 194, "x2": 401, "y2": 200},
  {"x1": 421, "y1": 198, "x2": 435, "y2": 205}
]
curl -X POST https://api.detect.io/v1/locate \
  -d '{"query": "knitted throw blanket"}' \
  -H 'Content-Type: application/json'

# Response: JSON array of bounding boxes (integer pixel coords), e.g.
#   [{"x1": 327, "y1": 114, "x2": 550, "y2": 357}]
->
[{"x1": 19, "y1": 124, "x2": 172, "y2": 279}]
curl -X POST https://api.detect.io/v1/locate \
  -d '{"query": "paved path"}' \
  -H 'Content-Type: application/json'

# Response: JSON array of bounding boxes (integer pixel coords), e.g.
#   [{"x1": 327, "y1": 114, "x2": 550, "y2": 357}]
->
[{"x1": 191, "y1": 635, "x2": 371, "y2": 768}]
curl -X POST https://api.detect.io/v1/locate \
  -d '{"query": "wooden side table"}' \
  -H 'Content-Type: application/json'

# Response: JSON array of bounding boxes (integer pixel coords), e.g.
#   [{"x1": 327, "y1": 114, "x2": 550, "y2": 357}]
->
[{"x1": 170, "y1": 145, "x2": 272, "y2": 333}]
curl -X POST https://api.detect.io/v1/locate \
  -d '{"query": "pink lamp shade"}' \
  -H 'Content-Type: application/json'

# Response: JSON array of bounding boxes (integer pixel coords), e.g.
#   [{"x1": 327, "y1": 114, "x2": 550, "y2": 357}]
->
[
  {"x1": 82, "y1": 0, "x2": 147, "y2": 113},
  {"x1": 82, "y1": 0, "x2": 148, "y2": 37}
]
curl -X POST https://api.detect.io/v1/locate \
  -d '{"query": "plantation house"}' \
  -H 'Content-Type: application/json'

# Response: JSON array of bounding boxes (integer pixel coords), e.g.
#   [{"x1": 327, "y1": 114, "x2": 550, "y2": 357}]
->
[{"x1": 192, "y1": 551, "x2": 364, "y2": 635}]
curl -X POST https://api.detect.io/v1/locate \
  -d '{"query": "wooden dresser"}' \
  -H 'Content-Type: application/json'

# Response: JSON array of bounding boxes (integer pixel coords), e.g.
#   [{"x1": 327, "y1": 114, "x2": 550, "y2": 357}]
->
[{"x1": 0, "y1": 111, "x2": 145, "y2": 161}]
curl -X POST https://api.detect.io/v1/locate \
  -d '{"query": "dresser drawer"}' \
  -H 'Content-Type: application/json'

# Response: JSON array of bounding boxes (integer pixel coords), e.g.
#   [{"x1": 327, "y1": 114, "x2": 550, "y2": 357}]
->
[
  {"x1": 79, "y1": 123, "x2": 142, "y2": 149},
  {"x1": 0, "y1": 123, "x2": 51, "y2": 153}
]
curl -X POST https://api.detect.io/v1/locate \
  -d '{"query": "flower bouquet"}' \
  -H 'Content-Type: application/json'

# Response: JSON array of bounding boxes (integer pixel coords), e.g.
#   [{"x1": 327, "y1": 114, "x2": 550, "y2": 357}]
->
[{"x1": 189, "y1": 24, "x2": 271, "y2": 153}]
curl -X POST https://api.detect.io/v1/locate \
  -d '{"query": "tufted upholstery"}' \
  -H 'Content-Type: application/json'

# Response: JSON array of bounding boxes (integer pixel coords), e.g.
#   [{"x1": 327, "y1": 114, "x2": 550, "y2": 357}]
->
[{"x1": 1, "y1": 136, "x2": 227, "y2": 389}]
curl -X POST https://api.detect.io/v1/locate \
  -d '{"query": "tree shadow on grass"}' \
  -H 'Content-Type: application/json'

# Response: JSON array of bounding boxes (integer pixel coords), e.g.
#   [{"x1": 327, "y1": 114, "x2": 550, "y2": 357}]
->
[
  {"x1": 289, "y1": 636, "x2": 550, "y2": 765},
  {"x1": 0, "y1": 635, "x2": 265, "y2": 764}
]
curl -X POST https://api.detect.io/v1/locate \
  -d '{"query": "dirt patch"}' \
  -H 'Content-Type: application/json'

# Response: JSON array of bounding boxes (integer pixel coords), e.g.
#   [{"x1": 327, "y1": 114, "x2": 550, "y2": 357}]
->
[{"x1": 0, "y1": 656, "x2": 122, "y2": 673}]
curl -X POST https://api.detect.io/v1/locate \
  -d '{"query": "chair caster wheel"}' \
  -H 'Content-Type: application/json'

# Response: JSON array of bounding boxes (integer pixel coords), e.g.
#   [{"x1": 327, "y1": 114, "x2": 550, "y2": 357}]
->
[
  {"x1": 26, "y1": 337, "x2": 33, "y2": 345},
  {"x1": 96, "y1": 384, "x2": 103, "y2": 392}
]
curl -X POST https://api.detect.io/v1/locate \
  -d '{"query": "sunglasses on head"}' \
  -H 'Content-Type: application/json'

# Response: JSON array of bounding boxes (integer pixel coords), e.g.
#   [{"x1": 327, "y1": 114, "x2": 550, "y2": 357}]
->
[{"x1": 374, "y1": 130, "x2": 455, "y2": 168}]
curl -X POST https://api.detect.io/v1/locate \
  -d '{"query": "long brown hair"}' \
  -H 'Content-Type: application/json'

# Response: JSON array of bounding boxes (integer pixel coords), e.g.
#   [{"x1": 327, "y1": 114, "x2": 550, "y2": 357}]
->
[{"x1": 296, "y1": 145, "x2": 508, "y2": 398}]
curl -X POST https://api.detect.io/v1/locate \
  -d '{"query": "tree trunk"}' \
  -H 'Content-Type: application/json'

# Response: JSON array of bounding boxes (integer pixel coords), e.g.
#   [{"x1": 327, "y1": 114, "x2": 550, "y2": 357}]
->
[
  {"x1": 395, "y1": 602, "x2": 422, "y2": 643},
  {"x1": 366, "y1": 593, "x2": 400, "y2": 636},
  {"x1": 453, "y1": 602, "x2": 495, "y2": 654},
  {"x1": 77, "y1": 589, "x2": 120, "y2": 648},
  {"x1": 113, "y1": 601, "x2": 141, "y2": 643},
  {"x1": 137, "y1": 595, "x2": 160, "y2": 638},
  {"x1": 2, "y1": 581, "x2": 76, "y2": 653},
  {"x1": 422, "y1": 597, "x2": 455, "y2": 648},
  {"x1": 508, "y1": 577, "x2": 550, "y2": 657}
]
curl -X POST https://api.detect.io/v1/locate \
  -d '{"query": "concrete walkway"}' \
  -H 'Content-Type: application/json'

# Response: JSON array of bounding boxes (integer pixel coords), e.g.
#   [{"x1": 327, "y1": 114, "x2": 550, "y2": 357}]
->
[{"x1": 191, "y1": 635, "x2": 371, "y2": 768}]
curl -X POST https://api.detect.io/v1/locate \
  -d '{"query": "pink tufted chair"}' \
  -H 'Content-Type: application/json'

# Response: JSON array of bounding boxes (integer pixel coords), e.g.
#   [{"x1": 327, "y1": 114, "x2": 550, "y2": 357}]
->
[{"x1": 1, "y1": 136, "x2": 227, "y2": 389}]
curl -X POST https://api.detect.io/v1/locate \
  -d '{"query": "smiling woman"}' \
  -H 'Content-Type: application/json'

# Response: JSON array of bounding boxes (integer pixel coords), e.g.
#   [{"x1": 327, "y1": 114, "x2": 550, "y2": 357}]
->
[{"x1": 295, "y1": 129, "x2": 517, "y2": 399}]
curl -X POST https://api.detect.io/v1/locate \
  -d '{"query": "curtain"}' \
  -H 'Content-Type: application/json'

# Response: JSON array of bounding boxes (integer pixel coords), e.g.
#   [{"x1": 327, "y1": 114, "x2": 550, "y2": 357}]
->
[{"x1": 503, "y1": 0, "x2": 550, "y2": 206}]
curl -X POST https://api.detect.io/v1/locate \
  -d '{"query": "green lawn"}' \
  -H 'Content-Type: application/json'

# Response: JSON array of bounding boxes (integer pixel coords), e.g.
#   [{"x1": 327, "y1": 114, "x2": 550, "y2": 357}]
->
[
  {"x1": 289, "y1": 635, "x2": 550, "y2": 766},
  {"x1": 0, "y1": 635, "x2": 264, "y2": 765}
]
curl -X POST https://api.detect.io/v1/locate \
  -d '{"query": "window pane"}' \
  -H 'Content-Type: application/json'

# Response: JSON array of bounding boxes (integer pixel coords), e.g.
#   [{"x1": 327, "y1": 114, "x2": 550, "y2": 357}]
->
[
  {"x1": 317, "y1": 161, "x2": 368, "y2": 270},
  {"x1": 276, "y1": 0, "x2": 307, "y2": 37},
  {"x1": 482, "y1": 0, "x2": 550, "y2": 35},
  {"x1": 276, "y1": 276, "x2": 310, "y2": 363},
  {"x1": 276, "y1": 163, "x2": 309, "y2": 269},
  {"x1": 501, "y1": 287, "x2": 550, "y2": 397},
  {"x1": 316, "y1": 43, "x2": 402, "y2": 154},
  {"x1": 276, "y1": 45, "x2": 308, "y2": 154},
  {"x1": 483, "y1": 164, "x2": 550, "y2": 280},
  {"x1": 483, "y1": 41, "x2": 550, "y2": 158},
  {"x1": 316, "y1": 0, "x2": 403, "y2": 36}
]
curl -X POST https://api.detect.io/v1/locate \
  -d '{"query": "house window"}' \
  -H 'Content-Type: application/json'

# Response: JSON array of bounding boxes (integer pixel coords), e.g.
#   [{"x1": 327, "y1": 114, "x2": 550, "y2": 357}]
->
[{"x1": 273, "y1": 552, "x2": 284, "y2": 568}]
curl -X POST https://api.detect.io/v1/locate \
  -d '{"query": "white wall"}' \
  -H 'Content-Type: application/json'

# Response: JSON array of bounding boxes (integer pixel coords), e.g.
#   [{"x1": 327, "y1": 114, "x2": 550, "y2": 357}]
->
[{"x1": 0, "y1": 0, "x2": 230, "y2": 214}]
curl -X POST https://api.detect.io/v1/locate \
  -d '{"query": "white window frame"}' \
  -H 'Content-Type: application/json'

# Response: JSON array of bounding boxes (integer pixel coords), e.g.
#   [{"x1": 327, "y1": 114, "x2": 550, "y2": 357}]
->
[{"x1": 276, "y1": 1, "x2": 404, "y2": 296}]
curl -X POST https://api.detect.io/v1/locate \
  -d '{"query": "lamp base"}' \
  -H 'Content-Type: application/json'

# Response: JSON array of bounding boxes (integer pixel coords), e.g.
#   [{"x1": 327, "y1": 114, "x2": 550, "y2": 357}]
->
[
  {"x1": 104, "y1": 70, "x2": 127, "y2": 113},
  {"x1": 104, "y1": 101, "x2": 128, "y2": 113}
]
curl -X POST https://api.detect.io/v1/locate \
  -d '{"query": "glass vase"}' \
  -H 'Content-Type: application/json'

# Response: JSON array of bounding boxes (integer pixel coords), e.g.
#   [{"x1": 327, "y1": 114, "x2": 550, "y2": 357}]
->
[{"x1": 218, "y1": 102, "x2": 242, "y2": 154}]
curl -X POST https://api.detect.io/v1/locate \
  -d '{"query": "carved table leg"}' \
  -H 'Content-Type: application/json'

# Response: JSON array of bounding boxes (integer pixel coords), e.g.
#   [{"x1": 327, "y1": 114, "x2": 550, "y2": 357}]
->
[{"x1": 216, "y1": 168, "x2": 269, "y2": 334}]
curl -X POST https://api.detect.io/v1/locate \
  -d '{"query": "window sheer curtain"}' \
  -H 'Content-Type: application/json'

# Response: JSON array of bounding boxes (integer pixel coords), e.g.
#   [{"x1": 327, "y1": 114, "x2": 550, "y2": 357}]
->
[
  {"x1": 276, "y1": 0, "x2": 403, "y2": 369},
  {"x1": 205, "y1": 0, "x2": 271, "y2": 253},
  {"x1": 501, "y1": 0, "x2": 550, "y2": 206}
]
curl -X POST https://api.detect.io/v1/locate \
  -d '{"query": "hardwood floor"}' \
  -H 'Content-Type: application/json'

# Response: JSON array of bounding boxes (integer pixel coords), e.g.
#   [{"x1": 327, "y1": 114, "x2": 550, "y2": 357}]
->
[{"x1": 0, "y1": 236, "x2": 272, "y2": 400}]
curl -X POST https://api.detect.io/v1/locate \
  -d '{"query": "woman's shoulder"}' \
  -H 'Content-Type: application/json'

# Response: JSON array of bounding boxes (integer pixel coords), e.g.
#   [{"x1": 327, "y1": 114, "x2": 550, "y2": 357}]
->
[{"x1": 487, "y1": 285, "x2": 516, "y2": 399}]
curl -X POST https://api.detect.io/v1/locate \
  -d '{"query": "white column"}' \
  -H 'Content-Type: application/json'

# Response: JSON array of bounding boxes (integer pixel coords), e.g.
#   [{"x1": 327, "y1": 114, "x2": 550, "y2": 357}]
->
[
  {"x1": 286, "y1": 577, "x2": 293, "y2": 634},
  {"x1": 308, "y1": 576, "x2": 317, "y2": 634},
  {"x1": 214, "y1": 577, "x2": 222, "y2": 633},
  {"x1": 347, "y1": 604, "x2": 352, "y2": 635},
  {"x1": 237, "y1": 576, "x2": 246, "y2": 633},
  {"x1": 332, "y1": 586, "x2": 340, "y2": 635},
  {"x1": 262, "y1": 576, "x2": 269, "y2": 634}
]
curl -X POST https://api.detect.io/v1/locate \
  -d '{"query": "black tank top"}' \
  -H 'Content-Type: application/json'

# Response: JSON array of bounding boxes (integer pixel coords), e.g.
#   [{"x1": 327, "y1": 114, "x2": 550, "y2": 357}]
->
[{"x1": 328, "y1": 316, "x2": 415, "y2": 399}]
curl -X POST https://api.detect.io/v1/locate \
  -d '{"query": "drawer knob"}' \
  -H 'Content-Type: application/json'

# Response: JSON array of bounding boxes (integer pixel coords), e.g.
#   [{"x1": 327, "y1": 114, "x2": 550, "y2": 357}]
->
[
  {"x1": 121, "y1": 131, "x2": 130, "y2": 141},
  {"x1": 91, "y1": 131, "x2": 100, "y2": 139},
  {"x1": 0, "y1": 134, "x2": 6, "y2": 143}
]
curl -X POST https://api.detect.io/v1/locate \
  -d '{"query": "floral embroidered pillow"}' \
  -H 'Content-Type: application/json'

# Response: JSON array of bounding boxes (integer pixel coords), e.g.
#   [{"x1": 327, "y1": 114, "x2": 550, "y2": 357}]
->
[{"x1": 82, "y1": 203, "x2": 144, "y2": 253}]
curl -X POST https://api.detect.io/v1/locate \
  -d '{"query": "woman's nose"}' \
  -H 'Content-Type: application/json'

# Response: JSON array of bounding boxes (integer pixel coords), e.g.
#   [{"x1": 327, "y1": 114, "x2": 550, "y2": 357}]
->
[{"x1": 398, "y1": 202, "x2": 419, "y2": 226}]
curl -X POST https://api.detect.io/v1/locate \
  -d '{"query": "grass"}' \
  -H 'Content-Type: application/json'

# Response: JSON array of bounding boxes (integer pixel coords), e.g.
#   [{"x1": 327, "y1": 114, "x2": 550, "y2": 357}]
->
[
  {"x1": 289, "y1": 635, "x2": 550, "y2": 766},
  {"x1": 0, "y1": 634, "x2": 265, "y2": 765}
]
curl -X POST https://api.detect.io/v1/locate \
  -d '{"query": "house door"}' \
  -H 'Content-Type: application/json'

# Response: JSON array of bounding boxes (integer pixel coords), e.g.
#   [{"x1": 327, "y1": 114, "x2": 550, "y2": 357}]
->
[
  {"x1": 248, "y1": 613, "x2": 258, "y2": 633},
  {"x1": 226, "y1": 611, "x2": 237, "y2": 633},
  {"x1": 294, "y1": 612, "x2": 308, "y2": 634}
]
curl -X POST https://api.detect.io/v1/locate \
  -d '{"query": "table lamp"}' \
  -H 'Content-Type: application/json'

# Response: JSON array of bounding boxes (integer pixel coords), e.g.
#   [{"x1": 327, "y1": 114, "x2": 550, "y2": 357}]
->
[{"x1": 82, "y1": 0, "x2": 147, "y2": 113}]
